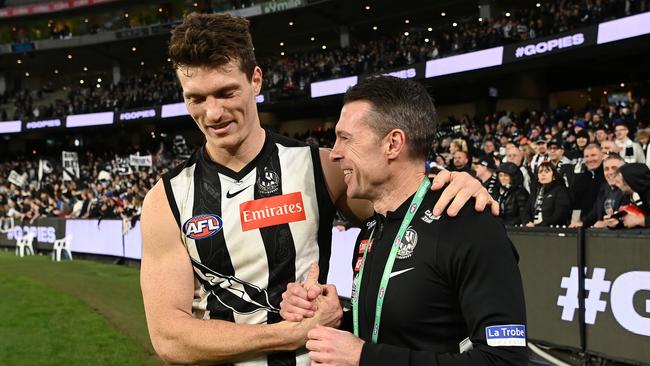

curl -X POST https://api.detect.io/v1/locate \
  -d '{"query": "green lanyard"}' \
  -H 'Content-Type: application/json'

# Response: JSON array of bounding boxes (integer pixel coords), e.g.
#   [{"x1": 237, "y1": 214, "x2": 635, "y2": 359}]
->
[{"x1": 352, "y1": 178, "x2": 431, "y2": 343}]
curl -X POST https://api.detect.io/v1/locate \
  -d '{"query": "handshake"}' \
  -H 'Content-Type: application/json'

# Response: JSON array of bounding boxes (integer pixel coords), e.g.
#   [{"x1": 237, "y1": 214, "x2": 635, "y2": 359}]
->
[{"x1": 281, "y1": 263, "x2": 364, "y2": 366}]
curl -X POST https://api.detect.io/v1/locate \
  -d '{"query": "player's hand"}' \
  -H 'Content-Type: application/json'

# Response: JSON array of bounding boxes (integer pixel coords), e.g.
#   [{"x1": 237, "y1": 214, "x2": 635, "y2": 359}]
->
[
  {"x1": 307, "y1": 325, "x2": 364, "y2": 366},
  {"x1": 313, "y1": 284, "x2": 343, "y2": 329},
  {"x1": 431, "y1": 170, "x2": 499, "y2": 217},
  {"x1": 281, "y1": 263, "x2": 322, "y2": 321}
]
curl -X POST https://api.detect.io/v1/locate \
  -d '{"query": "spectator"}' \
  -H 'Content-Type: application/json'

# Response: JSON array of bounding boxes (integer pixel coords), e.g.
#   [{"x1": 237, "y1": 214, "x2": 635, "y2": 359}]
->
[
  {"x1": 567, "y1": 143, "x2": 606, "y2": 221},
  {"x1": 614, "y1": 121, "x2": 645, "y2": 164},
  {"x1": 524, "y1": 162, "x2": 571, "y2": 227},
  {"x1": 614, "y1": 163, "x2": 650, "y2": 228},
  {"x1": 634, "y1": 128, "x2": 650, "y2": 168},
  {"x1": 496, "y1": 162, "x2": 529, "y2": 226},
  {"x1": 530, "y1": 139, "x2": 550, "y2": 172},
  {"x1": 570, "y1": 154, "x2": 629, "y2": 228},
  {"x1": 474, "y1": 155, "x2": 499, "y2": 199},
  {"x1": 451, "y1": 150, "x2": 472, "y2": 173}
]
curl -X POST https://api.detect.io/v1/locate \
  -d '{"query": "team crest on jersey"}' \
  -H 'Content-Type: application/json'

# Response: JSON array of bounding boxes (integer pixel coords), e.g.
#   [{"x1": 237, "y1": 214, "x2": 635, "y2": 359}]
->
[
  {"x1": 257, "y1": 167, "x2": 280, "y2": 195},
  {"x1": 421, "y1": 209, "x2": 440, "y2": 223},
  {"x1": 183, "y1": 214, "x2": 223, "y2": 240},
  {"x1": 396, "y1": 226, "x2": 418, "y2": 259}
]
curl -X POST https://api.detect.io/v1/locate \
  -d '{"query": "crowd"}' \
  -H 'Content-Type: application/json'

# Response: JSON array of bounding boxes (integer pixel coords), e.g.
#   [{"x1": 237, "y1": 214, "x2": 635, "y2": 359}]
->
[
  {"x1": 0, "y1": 146, "x2": 183, "y2": 232},
  {"x1": 6, "y1": 70, "x2": 182, "y2": 121},
  {"x1": 5, "y1": 0, "x2": 650, "y2": 121},
  {"x1": 259, "y1": 0, "x2": 649, "y2": 97},
  {"x1": 429, "y1": 96, "x2": 650, "y2": 229},
  {"x1": 1, "y1": 95, "x2": 649, "y2": 230}
]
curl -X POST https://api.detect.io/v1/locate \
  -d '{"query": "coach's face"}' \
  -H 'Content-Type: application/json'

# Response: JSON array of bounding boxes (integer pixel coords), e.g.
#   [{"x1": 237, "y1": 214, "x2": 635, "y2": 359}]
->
[
  {"x1": 330, "y1": 101, "x2": 388, "y2": 201},
  {"x1": 177, "y1": 61, "x2": 262, "y2": 151}
]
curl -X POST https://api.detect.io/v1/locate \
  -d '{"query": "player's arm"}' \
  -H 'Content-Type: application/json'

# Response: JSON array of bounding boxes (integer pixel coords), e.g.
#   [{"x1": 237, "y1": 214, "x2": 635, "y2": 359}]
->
[
  {"x1": 319, "y1": 148, "x2": 499, "y2": 225},
  {"x1": 140, "y1": 181, "x2": 313, "y2": 365}
]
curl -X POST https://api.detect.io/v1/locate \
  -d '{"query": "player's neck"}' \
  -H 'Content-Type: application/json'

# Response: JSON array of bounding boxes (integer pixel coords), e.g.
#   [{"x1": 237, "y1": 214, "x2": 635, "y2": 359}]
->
[
  {"x1": 373, "y1": 164, "x2": 426, "y2": 216},
  {"x1": 207, "y1": 126, "x2": 266, "y2": 172}
]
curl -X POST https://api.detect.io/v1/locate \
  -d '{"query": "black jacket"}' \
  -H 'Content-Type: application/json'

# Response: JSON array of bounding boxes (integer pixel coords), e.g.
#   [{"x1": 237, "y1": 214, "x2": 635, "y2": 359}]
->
[
  {"x1": 580, "y1": 183, "x2": 628, "y2": 227},
  {"x1": 351, "y1": 189, "x2": 528, "y2": 366},
  {"x1": 498, "y1": 185, "x2": 530, "y2": 226},
  {"x1": 525, "y1": 180, "x2": 571, "y2": 226},
  {"x1": 619, "y1": 163, "x2": 650, "y2": 227},
  {"x1": 567, "y1": 164, "x2": 606, "y2": 217}
]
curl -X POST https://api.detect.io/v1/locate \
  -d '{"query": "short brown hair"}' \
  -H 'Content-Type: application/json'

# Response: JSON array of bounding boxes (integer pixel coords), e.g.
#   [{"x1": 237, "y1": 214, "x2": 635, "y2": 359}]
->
[{"x1": 169, "y1": 12, "x2": 257, "y2": 80}]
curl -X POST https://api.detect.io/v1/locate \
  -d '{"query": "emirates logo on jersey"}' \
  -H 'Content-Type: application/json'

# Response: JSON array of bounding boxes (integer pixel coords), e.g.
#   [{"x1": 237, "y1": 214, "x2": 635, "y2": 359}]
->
[
  {"x1": 240, "y1": 192, "x2": 306, "y2": 231},
  {"x1": 183, "y1": 214, "x2": 223, "y2": 240}
]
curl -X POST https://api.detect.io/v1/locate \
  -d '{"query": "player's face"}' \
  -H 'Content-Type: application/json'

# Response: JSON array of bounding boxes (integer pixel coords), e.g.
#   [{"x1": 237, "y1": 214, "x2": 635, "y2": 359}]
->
[
  {"x1": 177, "y1": 61, "x2": 262, "y2": 151},
  {"x1": 330, "y1": 101, "x2": 388, "y2": 201}
]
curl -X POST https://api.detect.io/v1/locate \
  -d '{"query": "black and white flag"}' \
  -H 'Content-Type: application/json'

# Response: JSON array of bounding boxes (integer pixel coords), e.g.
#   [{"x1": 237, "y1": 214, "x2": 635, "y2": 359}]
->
[{"x1": 62, "y1": 151, "x2": 80, "y2": 181}]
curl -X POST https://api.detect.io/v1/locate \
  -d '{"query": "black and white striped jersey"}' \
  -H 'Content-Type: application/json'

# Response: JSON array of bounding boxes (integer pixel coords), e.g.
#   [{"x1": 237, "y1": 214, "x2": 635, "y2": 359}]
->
[{"x1": 162, "y1": 130, "x2": 334, "y2": 366}]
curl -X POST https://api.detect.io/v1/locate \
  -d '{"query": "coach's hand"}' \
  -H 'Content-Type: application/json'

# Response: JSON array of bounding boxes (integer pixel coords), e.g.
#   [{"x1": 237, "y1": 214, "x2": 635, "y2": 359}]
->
[{"x1": 307, "y1": 325, "x2": 363, "y2": 366}]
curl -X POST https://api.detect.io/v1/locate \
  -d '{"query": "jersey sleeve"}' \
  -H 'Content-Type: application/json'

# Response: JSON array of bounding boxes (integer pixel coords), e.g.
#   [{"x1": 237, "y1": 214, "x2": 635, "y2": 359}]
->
[{"x1": 359, "y1": 207, "x2": 528, "y2": 366}]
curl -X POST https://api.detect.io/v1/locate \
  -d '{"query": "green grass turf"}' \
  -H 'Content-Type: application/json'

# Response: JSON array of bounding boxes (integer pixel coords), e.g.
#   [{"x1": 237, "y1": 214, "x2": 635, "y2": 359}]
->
[{"x1": 0, "y1": 251, "x2": 163, "y2": 366}]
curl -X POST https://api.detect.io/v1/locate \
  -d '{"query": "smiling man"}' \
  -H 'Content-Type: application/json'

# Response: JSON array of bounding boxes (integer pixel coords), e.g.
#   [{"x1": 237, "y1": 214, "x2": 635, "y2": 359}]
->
[
  {"x1": 139, "y1": 12, "x2": 496, "y2": 366},
  {"x1": 280, "y1": 77, "x2": 527, "y2": 366}
]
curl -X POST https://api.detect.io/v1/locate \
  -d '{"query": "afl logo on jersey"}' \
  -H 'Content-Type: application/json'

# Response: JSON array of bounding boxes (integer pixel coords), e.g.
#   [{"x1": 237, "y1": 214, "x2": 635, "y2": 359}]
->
[{"x1": 183, "y1": 214, "x2": 223, "y2": 240}]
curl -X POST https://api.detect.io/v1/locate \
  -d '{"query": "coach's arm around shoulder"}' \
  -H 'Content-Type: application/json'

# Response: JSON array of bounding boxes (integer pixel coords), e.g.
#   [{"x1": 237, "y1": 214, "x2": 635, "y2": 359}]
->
[{"x1": 140, "y1": 181, "x2": 324, "y2": 365}]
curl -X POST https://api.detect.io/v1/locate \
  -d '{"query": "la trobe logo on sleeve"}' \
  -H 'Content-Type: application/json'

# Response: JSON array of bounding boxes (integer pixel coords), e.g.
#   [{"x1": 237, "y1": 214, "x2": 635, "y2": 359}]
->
[{"x1": 183, "y1": 214, "x2": 224, "y2": 240}]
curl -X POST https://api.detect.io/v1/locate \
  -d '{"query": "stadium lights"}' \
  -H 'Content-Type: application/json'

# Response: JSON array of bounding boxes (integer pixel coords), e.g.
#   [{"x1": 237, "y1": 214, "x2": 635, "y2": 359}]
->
[
  {"x1": 425, "y1": 38, "x2": 430, "y2": 42},
  {"x1": 67, "y1": 54, "x2": 72, "y2": 59},
  {"x1": 373, "y1": 26, "x2": 378, "y2": 30},
  {"x1": 441, "y1": 12, "x2": 446, "y2": 17},
  {"x1": 289, "y1": 21, "x2": 294, "y2": 26},
  {"x1": 452, "y1": 22, "x2": 458, "y2": 27},
  {"x1": 405, "y1": 19, "x2": 410, "y2": 24},
  {"x1": 603, "y1": 91, "x2": 608, "y2": 95},
  {"x1": 124, "y1": 12, "x2": 129, "y2": 18},
  {"x1": 80, "y1": 80, "x2": 84, "y2": 84},
  {"x1": 83, "y1": 66, "x2": 88, "y2": 71},
  {"x1": 193, "y1": 2, "x2": 198, "y2": 6},
  {"x1": 16, "y1": 59, "x2": 22, "y2": 64},
  {"x1": 158, "y1": 8, "x2": 163, "y2": 12},
  {"x1": 506, "y1": 12, "x2": 511, "y2": 17},
  {"x1": 321, "y1": 45, "x2": 327, "y2": 49},
  {"x1": 54, "y1": 69, "x2": 59, "y2": 74},
  {"x1": 281, "y1": 51, "x2": 285, "y2": 56},
  {"x1": 84, "y1": 18, "x2": 88, "y2": 23},
  {"x1": 365, "y1": 5, "x2": 370, "y2": 10},
  {"x1": 96, "y1": 84, "x2": 101, "y2": 88},
  {"x1": 167, "y1": 58, "x2": 171, "y2": 62},
  {"x1": 536, "y1": 3, "x2": 541, "y2": 7},
  {"x1": 310, "y1": 36, "x2": 315, "y2": 41},
  {"x1": 132, "y1": 46, "x2": 137, "y2": 52},
  {"x1": 25, "y1": 72, "x2": 29, "y2": 77},
  {"x1": 74, "y1": 139, "x2": 80, "y2": 147},
  {"x1": 280, "y1": 42, "x2": 284, "y2": 46},
  {"x1": 620, "y1": 83, "x2": 625, "y2": 87},
  {"x1": 404, "y1": 31, "x2": 409, "y2": 36},
  {"x1": 428, "y1": 27, "x2": 433, "y2": 31},
  {"x1": 97, "y1": 78, "x2": 102, "y2": 82},
  {"x1": 479, "y1": 17, "x2": 483, "y2": 22},
  {"x1": 140, "y1": 61, "x2": 145, "y2": 66}
]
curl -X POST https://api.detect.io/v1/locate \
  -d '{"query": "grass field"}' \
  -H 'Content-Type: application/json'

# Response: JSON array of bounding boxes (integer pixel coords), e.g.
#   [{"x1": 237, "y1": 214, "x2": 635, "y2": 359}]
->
[{"x1": 0, "y1": 251, "x2": 163, "y2": 366}]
